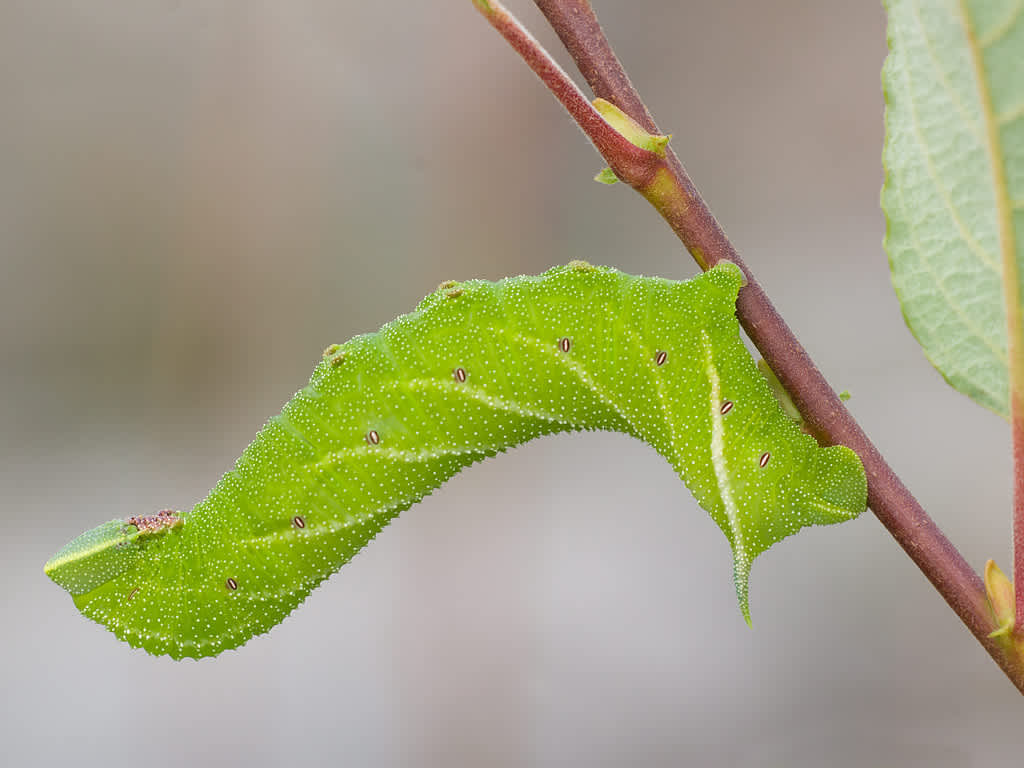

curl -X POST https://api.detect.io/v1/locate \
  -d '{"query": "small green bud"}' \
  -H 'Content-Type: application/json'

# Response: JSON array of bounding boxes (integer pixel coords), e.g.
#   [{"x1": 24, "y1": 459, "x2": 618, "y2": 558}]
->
[{"x1": 593, "y1": 98, "x2": 670, "y2": 155}]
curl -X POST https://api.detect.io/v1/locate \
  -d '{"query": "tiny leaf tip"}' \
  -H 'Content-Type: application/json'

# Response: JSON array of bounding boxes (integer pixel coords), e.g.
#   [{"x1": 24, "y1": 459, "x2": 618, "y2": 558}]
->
[
  {"x1": 592, "y1": 97, "x2": 670, "y2": 156},
  {"x1": 985, "y1": 559, "x2": 1015, "y2": 635}
]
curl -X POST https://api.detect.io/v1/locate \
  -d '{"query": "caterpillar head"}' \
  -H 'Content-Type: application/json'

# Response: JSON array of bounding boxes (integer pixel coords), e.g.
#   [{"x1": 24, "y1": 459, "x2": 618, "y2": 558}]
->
[{"x1": 45, "y1": 510, "x2": 182, "y2": 596}]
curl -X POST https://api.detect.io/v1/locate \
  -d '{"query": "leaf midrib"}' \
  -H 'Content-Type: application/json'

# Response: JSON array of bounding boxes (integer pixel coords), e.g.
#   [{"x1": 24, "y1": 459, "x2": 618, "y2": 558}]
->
[{"x1": 956, "y1": 0, "x2": 1024, "y2": 403}]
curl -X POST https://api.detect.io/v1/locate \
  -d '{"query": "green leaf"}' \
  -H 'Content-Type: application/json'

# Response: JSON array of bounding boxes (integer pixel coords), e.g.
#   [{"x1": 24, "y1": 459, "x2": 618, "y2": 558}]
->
[
  {"x1": 882, "y1": 0, "x2": 1024, "y2": 420},
  {"x1": 45, "y1": 263, "x2": 866, "y2": 658}
]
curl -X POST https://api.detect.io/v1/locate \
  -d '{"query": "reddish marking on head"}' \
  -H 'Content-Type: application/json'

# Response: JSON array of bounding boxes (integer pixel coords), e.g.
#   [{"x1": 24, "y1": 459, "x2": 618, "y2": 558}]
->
[
  {"x1": 559, "y1": 337, "x2": 571, "y2": 353},
  {"x1": 655, "y1": 351, "x2": 667, "y2": 366},
  {"x1": 453, "y1": 367, "x2": 467, "y2": 383},
  {"x1": 366, "y1": 430, "x2": 380, "y2": 445},
  {"x1": 292, "y1": 515, "x2": 306, "y2": 529},
  {"x1": 720, "y1": 400, "x2": 734, "y2": 415},
  {"x1": 226, "y1": 578, "x2": 239, "y2": 591},
  {"x1": 128, "y1": 509, "x2": 181, "y2": 534},
  {"x1": 759, "y1": 452, "x2": 771, "y2": 468}
]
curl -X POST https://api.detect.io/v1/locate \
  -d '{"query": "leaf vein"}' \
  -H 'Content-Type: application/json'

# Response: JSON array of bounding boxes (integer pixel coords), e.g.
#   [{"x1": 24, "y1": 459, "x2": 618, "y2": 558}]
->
[
  {"x1": 958, "y1": 0, "x2": 1024, "y2": 404},
  {"x1": 978, "y1": 0, "x2": 1024, "y2": 49},
  {"x1": 909, "y1": 0, "x2": 984, "y2": 141}
]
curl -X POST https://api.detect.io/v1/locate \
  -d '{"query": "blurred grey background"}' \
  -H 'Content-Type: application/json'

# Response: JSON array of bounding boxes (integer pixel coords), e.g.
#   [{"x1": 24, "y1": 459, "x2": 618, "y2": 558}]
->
[{"x1": 2, "y1": 1, "x2": 1020, "y2": 766}]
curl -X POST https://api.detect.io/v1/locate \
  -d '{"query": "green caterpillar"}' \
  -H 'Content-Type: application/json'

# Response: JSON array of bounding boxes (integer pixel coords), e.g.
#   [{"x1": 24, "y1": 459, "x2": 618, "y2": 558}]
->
[{"x1": 45, "y1": 261, "x2": 866, "y2": 659}]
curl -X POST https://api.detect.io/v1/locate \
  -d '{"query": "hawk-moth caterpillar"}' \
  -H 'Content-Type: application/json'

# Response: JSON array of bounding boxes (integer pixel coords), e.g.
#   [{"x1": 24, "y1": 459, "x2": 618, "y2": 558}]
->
[{"x1": 45, "y1": 261, "x2": 867, "y2": 659}]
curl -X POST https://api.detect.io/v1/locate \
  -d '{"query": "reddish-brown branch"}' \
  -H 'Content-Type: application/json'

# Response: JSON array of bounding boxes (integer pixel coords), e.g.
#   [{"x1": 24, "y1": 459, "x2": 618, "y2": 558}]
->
[
  {"x1": 484, "y1": 0, "x2": 1024, "y2": 689},
  {"x1": 473, "y1": 2, "x2": 651, "y2": 181},
  {"x1": 1013, "y1": 394, "x2": 1024, "y2": 634},
  {"x1": 534, "y1": 0, "x2": 659, "y2": 135}
]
